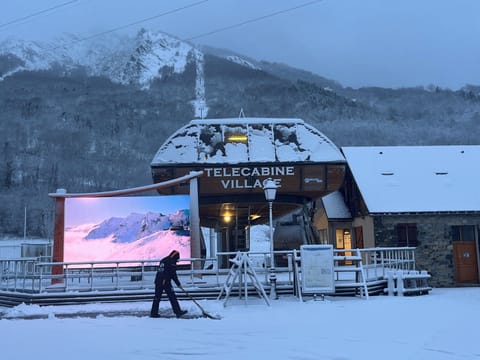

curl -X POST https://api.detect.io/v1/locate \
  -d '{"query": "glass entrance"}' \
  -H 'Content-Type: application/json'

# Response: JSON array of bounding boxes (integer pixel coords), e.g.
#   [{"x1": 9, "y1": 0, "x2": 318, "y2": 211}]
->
[{"x1": 336, "y1": 228, "x2": 352, "y2": 264}]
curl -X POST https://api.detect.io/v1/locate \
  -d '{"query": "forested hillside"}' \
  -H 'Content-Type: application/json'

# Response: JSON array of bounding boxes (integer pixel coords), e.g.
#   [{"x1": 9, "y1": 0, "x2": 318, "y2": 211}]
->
[{"x1": 1, "y1": 35, "x2": 479, "y2": 238}]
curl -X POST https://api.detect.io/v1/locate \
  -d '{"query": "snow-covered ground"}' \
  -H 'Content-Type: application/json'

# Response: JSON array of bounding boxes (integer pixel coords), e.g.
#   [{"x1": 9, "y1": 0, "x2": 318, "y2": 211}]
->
[{"x1": 1, "y1": 287, "x2": 479, "y2": 360}]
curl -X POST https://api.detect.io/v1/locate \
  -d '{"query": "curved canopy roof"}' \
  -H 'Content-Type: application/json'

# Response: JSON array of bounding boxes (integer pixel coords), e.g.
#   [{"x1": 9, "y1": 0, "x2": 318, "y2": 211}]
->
[{"x1": 151, "y1": 118, "x2": 344, "y2": 165}]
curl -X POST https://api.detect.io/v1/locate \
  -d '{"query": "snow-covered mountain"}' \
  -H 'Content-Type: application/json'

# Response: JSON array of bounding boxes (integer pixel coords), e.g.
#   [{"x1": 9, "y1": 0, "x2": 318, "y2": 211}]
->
[
  {"x1": 84, "y1": 210, "x2": 189, "y2": 243},
  {"x1": 64, "y1": 210, "x2": 190, "y2": 262},
  {"x1": 0, "y1": 30, "x2": 184, "y2": 84},
  {"x1": 0, "y1": 29, "x2": 262, "y2": 117}
]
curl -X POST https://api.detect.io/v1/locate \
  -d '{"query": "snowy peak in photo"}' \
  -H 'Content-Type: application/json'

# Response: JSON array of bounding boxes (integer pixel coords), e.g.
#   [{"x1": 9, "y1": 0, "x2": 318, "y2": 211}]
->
[{"x1": 84, "y1": 210, "x2": 189, "y2": 243}]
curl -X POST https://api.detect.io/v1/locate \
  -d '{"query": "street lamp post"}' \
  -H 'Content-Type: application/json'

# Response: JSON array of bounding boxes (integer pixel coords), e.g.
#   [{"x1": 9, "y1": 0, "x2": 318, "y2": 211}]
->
[{"x1": 263, "y1": 178, "x2": 278, "y2": 300}]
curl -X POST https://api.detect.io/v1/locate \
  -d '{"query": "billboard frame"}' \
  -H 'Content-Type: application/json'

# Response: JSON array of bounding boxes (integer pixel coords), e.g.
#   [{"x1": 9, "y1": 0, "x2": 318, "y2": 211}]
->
[{"x1": 48, "y1": 171, "x2": 203, "y2": 283}]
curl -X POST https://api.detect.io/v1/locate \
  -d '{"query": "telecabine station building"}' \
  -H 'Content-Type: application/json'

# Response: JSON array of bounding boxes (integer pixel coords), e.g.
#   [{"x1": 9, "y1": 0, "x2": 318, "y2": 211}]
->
[
  {"x1": 150, "y1": 118, "x2": 346, "y2": 267},
  {"x1": 150, "y1": 118, "x2": 480, "y2": 288}
]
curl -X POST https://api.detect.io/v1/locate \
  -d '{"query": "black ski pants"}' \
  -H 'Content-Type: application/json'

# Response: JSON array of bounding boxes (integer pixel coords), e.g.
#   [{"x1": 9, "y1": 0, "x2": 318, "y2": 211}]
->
[{"x1": 150, "y1": 281, "x2": 181, "y2": 316}]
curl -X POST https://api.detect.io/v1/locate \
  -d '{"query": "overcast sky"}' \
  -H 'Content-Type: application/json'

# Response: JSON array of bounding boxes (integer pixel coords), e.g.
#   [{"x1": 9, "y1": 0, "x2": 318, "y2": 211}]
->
[{"x1": 1, "y1": 0, "x2": 479, "y2": 89}]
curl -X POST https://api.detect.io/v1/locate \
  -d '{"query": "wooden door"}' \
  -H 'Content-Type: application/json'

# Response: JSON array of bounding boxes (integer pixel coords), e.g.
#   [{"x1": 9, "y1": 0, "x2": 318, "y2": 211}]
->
[
  {"x1": 453, "y1": 241, "x2": 479, "y2": 284},
  {"x1": 355, "y1": 226, "x2": 364, "y2": 248}
]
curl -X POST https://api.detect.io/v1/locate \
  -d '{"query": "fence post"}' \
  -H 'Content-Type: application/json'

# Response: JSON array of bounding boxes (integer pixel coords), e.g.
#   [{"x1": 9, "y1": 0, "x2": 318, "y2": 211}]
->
[
  {"x1": 397, "y1": 271, "x2": 404, "y2": 296},
  {"x1": 40, "y1": 264, "x2": 45, "y2": 292},
  {"x1": 387, "y1": 271, "x2": 395, "y2": 296},
  {"x1": 287, "y1": 253, "x2": 293, "y2": 284}
]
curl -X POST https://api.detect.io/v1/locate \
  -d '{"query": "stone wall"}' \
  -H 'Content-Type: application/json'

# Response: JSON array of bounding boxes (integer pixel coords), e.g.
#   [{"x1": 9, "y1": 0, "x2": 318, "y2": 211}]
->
[{"x1": 372, "y1": 214, "x2": 480, "y2": 287}]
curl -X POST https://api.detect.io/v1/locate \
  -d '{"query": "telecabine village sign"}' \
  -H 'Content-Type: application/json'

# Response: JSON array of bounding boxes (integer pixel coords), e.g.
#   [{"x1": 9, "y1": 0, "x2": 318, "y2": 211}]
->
[
  {"x1": 153, "y1": 163, "x2": 342, "y2": 197},
  {"x1": 204, "y1": 166, "x2": 295, "y2": 190}
]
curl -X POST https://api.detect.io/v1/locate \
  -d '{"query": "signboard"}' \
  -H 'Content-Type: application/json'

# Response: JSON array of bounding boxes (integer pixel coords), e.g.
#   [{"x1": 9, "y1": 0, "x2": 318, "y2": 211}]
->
[
  {"x1": 151, "y1": 164, "x2": 341, "y2": 196},
  {"x1": 300, "y1": 244, "x2": 335, "y2": 294},
  {"x1": 64, "y1": 195, "x2": 191, "y2": 264}
]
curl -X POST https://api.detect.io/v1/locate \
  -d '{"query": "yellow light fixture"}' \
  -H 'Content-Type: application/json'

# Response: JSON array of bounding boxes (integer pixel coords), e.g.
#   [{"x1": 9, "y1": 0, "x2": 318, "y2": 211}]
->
[
  {"x1": 226, "y1": 134, "x2": 247, "y2": 142},
  {"x1": 249, "y1": 214, "x2": 261, "y2": 220},
  {"x1": 220, "y1": 203, "x2": 235, "y2": 223}
]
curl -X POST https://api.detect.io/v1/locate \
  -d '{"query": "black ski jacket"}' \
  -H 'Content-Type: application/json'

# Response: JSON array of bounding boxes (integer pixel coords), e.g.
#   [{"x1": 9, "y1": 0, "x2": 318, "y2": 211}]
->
[{"x1": 155, "y1": 255, "x2": 181, "y2": 288}]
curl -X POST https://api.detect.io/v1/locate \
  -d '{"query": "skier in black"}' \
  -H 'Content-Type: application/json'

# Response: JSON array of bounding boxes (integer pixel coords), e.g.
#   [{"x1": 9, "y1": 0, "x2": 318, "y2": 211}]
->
[{"x1": 150, "y1": 250, "x2": 188, "y2": 318}]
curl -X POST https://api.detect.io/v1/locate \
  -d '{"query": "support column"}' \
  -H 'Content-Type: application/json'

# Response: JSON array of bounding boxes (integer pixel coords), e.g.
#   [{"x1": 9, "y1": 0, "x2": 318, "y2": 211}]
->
[
  {"x1": 189, "y1": 174, "x2": 201, "y2": 272},
  {"x1": 52, "y1": 189, "x2": 66, "y2": 284}
]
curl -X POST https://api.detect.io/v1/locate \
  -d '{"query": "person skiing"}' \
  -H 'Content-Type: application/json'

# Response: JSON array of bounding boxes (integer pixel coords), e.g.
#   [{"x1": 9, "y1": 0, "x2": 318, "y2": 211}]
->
[{"x1": 150, "y1": 250, "x2": 188, "y2": 318}]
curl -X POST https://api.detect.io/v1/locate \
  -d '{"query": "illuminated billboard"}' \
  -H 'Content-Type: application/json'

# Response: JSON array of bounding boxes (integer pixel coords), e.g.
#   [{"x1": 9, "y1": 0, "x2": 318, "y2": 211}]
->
[{"x1": 64, "y1": 195, "x2": 190, "y2": 263}]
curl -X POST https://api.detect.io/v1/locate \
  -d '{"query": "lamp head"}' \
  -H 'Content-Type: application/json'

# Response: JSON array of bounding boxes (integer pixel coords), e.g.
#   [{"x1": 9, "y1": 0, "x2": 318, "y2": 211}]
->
[{"x1": 263, "y1": 178, "x2": 277, "y2": 201}]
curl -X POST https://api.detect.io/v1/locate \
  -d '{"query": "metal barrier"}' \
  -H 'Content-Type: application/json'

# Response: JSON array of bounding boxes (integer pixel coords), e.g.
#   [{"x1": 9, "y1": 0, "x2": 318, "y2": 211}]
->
[
  {"x1": 358, "y1": 247, "x2": 416, "y2": 281},
  {"x1": 0, "y1": 247, "x2": 418, "y2": 295}
]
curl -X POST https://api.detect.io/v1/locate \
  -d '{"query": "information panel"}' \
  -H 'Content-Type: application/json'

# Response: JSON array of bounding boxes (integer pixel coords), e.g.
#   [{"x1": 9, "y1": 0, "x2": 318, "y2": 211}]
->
[{"x1": 300, "y1": 244, "x2": 335, "y2": 294}]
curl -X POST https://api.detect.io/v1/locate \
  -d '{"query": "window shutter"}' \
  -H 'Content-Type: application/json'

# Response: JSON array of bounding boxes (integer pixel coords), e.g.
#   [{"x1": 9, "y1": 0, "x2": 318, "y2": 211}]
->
[{"x1": 397, "y1": 223, "x2": 417, "y2": 247}]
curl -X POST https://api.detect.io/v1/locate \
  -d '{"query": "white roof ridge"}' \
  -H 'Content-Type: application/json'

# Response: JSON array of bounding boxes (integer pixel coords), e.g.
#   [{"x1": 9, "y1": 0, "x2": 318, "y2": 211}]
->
[{"x1": 190, "y1": 118, "x2": 304, "y2": 125}]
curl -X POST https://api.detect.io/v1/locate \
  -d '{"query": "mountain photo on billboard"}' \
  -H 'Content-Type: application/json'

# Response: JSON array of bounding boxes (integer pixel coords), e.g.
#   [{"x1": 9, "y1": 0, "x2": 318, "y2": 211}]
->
[{"x1": 64, "y1": 196, "x2": 190, "y2": 264}]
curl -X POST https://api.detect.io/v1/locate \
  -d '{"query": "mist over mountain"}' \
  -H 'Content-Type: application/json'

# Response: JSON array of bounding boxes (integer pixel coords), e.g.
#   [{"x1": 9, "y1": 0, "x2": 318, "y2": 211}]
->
[{"x1": 1, "y1": 29, "x2": 479, "y2": 238}]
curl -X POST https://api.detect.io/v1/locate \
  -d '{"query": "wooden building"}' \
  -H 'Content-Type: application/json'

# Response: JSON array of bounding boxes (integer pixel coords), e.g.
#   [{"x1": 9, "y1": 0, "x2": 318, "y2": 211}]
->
[
  {"x1": 314, "y1": 146, "x2": 480, "y2": 287},
  {"x1": 150, "y1": 118, "x2": 346, "y2": 253}
]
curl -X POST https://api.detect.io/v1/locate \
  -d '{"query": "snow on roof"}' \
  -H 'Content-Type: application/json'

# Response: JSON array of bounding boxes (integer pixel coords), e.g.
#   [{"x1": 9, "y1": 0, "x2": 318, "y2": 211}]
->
[
  {"x1": 342, "y1": 145, "x2": 480, "y2": 213},
  {"x1": 151, "y1": 118, "x2": 345, "y2": 165},
  {"x1": 322, "y1": 191, "x2": 352, "y2": 219}
]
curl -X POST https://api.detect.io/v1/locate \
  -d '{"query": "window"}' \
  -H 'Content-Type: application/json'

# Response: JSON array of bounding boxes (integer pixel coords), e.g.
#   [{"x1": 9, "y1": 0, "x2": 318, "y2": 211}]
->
[
  {"x1": 452, "y1": 225, "x2": 475, "y2": 241},
  {"x1": 335, "y1": 229, "x2": 352, "y2": 249},
  {"x1": 396, "y1": 223, "x2": 417, "y2": 247}
]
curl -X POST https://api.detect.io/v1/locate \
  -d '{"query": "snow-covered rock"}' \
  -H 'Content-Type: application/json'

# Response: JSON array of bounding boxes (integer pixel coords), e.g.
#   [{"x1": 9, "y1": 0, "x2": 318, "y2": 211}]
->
[{"x1": 225, "y1": 55, "x2": 260, "y2": 70}]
